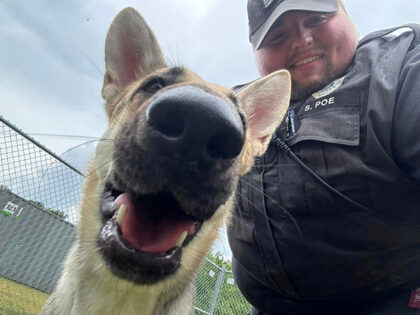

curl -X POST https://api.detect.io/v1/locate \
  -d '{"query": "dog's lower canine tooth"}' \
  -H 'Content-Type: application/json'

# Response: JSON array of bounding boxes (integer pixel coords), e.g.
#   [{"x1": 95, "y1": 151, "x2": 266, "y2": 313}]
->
[
  {"x1": 116, "y1": 204, "x2": 126, "y2": 226},
  {"x1": 175, "y1": 231, "x2": 188, "y2": 247}
]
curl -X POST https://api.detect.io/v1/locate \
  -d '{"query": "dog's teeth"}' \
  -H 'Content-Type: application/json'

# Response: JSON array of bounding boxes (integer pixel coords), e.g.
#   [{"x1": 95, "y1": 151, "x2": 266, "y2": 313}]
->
[
  {"x1": 116, "y1": 204, "x2": 126, "y2": 226},
  {"x1": 175, "y1": 231, "x2": 188, "y2": 247}
]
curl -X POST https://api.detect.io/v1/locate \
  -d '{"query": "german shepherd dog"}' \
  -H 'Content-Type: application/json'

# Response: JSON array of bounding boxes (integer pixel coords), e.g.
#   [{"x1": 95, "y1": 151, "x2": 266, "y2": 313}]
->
[{"x1": 42, "y1": 7, "x2": 290, "y2": 315}]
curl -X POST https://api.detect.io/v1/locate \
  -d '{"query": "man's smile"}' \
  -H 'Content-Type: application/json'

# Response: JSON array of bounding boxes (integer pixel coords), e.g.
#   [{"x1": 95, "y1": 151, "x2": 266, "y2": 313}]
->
[{"x1": 291, "y1": 55, "x2": 324, "y2": 68}]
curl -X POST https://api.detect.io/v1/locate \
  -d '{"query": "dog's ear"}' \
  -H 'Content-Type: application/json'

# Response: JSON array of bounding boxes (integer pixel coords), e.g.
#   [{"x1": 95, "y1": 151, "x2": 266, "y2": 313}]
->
[
  {"x1": 102, "y1": 7, "x2": 166, "y2": 116},
  {"x1": 236, "y1": 69, "x2": 291, "y2": 158}
]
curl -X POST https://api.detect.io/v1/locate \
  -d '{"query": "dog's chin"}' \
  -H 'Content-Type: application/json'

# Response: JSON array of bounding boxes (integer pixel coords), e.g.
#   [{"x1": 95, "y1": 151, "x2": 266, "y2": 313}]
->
[{"x1": 97, "y1": 182, "x2": 203, "y2": 284}]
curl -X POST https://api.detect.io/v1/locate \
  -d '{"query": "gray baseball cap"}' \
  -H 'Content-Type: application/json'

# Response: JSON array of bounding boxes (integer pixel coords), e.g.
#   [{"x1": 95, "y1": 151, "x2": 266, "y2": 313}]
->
[{"x1": 248, "y1": 0, "x2": 339, "y2": 49}]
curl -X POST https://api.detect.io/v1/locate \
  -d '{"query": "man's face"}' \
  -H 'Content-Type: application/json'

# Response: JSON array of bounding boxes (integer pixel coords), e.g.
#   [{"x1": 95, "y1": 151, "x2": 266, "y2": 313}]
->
[{"x1": 254, "y1": 8, "x2": 358, "y2": 100}]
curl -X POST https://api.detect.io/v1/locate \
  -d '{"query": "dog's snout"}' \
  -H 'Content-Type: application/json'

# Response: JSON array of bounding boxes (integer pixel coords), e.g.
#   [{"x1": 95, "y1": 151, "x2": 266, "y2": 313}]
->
[
  {"x1": 145, "y1": 86, "x2": 244, "y2": 170},
  {"x1": 147, "y1": 108, "x2": 185, "y2": 138}
]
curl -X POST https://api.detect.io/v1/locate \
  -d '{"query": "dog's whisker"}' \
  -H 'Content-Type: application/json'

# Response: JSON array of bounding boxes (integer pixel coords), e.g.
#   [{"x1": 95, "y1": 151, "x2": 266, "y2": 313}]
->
[
  {"x1": 106, "y1": 99, "x2": 137, "y2": 129},
  {"x1": 119, "y1": 98, "x2": 137, "y2": 116},
  {"x1": 248, "y1": 162, "x2": 297, "y2": 168},
  {"x1": 84, "y1": 158, "x2": 115, "y2": 178},
  {"x1": 238, "y1": 193, "x2": 301, "y2": 237},
  {"x1": 239, "y1": 158, "x2": 290, "y2": 171},
  {"x1": 237, "y1": 179, "x2": 302, "y2": 236}
]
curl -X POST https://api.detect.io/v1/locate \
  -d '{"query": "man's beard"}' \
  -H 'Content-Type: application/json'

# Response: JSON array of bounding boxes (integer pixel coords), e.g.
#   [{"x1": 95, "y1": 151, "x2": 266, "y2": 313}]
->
[{"x1": 290, "y1": 62, "x2": 344, "y2": 101}]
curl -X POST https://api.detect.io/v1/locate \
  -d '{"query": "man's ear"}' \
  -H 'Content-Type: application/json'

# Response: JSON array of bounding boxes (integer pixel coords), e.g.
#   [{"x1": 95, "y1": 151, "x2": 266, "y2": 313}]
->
[
  {"x1": 236, "y1": 69, "x2": 291, "y2": 157},
  {"x1": 102, "y1": 7, "x2": 166, "y2": 117}
]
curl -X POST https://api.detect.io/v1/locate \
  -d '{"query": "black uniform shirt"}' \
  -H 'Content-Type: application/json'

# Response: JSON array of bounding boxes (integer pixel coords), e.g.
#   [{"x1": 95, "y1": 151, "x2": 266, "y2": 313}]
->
[{"x1": 228, "y1": 24, "x2": 420, "y2": 312}]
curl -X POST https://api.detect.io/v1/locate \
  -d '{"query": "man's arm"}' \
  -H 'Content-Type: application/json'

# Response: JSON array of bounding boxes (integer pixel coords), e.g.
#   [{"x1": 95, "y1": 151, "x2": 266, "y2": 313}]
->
[{"x1": 392, "y1": 44, "x2": 420, "y2": 184}]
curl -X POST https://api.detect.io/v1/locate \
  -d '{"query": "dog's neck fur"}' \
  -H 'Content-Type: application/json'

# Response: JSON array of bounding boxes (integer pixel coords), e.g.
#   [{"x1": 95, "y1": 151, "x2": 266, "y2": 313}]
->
[
  {"x1": 43, "y1": 167, "x2": 196, "y2": 315},
  {"x1": 72, "y1": 264, "x2": 194, "y2": 315},
  {"x1": 49, "y1": 222, "x2": 196, "y2": 315}
]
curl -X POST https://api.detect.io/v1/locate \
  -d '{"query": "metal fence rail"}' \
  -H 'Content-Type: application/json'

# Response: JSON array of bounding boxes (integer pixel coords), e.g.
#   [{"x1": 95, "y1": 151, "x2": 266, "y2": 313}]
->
[{"x1": 0, "y1": 116, "x2": 250, "y2": 315}]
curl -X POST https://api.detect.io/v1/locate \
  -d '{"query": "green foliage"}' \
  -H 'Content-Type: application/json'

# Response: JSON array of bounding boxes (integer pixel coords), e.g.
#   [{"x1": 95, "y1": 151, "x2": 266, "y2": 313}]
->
[
  {"x1": 28, "y1": 200, "x2": 45, "y2": 209},
  {"x1": 207, "y1": 251, "x2": 232, "y2": 271},
  {"x1": 28, "y1": 200, "x2": 68, "y2": 220},
  {"x1": 195, "y1": 251, "x2": 250, "y2": 315},
  {"x1": 46, "y1": 209, "x2": 69, "y2": 220},
  {"x1": 0, "y1": 185, "x2": 11, "y2": 192}
]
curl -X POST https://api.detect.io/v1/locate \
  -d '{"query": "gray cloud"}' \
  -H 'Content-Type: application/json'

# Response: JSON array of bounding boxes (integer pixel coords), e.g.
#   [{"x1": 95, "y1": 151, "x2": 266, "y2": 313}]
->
[
  {"x1": 2, "y1": 0, "x2": 418, "y2": 156},
  {"x1": 1, "y1": 0, "x2": 418, "y2": 259}
]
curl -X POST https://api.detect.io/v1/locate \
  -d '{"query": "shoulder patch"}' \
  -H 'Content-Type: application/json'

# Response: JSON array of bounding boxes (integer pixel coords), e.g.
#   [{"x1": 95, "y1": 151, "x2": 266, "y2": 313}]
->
[{"x1": 312, "y1": 76, "x2": 345, "y2": 99}]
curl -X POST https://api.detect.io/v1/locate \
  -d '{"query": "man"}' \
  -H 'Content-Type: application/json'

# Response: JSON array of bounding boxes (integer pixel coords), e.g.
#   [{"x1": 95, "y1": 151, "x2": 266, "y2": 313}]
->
[{"x1": 228, "y1": 0, "x2": 420, "y2": 314}]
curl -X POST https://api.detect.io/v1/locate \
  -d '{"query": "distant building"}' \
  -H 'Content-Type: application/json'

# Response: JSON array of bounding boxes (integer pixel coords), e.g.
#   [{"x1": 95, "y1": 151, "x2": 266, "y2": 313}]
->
[{"x1": 0, "y1": 188, "x2": 76, "y2": 293}]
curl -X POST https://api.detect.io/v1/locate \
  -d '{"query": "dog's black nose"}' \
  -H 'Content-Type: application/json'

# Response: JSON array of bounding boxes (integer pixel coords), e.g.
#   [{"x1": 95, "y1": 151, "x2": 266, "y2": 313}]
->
[{"x1": 145, "y1": 86, "x2": 244, "y2": 171}]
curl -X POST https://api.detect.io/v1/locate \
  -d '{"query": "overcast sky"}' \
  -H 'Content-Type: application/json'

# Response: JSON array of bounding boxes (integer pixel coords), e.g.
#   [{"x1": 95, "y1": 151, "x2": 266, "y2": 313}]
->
[{"x1": 1, "y1": 0, "x2": 419, "y2": 156}]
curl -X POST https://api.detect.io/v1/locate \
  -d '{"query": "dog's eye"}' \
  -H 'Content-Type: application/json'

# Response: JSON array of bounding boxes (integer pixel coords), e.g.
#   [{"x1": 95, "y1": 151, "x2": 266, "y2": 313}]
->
[{"x1": 142, "y1": 77, "x2": 165, "y2": 93}]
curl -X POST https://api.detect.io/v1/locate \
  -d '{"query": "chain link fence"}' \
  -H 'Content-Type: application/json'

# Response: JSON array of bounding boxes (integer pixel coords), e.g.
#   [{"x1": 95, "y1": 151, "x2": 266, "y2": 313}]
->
[
  {"x1": 0, "y1": 117, "x2": 82, "y2": 315},
  {"x1": 195, "y1": 259, "x2": 250, "y2": 315},
  {"x1": 0, "y1": 116, "x2": 250, "y2": 315}
]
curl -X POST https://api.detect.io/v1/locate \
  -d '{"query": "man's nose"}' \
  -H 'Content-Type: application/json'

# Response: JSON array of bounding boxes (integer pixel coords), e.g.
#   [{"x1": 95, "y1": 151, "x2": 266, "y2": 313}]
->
[{"x1": 291, "y1": 28, "x2": 313, "y2": 50}]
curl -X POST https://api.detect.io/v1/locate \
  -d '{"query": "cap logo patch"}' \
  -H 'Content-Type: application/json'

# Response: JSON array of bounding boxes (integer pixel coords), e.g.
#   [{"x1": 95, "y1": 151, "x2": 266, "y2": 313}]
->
[{"x1": 263, "y1": 0, "x2": 275, "y2": 9}]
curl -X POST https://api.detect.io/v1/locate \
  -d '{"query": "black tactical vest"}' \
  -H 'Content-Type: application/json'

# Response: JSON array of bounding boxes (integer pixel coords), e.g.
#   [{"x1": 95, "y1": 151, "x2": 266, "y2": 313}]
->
[{"x1": 228, "y1": 24, "x2": 420, "y2": 310}]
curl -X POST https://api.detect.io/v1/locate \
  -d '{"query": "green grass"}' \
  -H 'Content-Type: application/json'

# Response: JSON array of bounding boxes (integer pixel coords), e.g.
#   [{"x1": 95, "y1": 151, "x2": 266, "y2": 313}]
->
[{"x1": 0, "y1": 277, "x2": 49, "y2": 315}]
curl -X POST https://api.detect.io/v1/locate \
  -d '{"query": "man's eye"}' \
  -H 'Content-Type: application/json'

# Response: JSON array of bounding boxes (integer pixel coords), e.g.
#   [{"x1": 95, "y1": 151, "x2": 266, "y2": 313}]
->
[
  {"x1": 266, "y1": 32, "x2": 287, "y2": 46},
  {"x1": 306, "y1": 15, "x2": 327, "y2": 27}
]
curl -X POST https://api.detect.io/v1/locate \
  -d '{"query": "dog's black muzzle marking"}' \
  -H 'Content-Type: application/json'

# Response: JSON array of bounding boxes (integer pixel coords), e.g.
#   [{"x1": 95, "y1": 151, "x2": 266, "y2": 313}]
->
[
  {"x1": 146, "y1": 85, "x2": 245, "y2": 172},
  {"x1": 97, "y1": 85, "x2": 244, "y2": 284}
]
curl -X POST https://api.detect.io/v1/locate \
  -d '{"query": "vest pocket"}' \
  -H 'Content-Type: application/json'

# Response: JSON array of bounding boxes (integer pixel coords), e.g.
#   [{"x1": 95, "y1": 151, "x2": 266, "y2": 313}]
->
[
  {"x1": 271, "y1": 101, "x2": 364, "y2": 214},
  {"x1": 285, "y1": 106, "x2": 360, "y2": 147}
]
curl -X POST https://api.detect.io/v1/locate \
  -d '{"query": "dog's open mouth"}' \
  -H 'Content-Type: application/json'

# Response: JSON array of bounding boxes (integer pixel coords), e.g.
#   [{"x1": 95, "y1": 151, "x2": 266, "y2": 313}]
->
[{"x1": 97, "y1": 183, "x2": 203, "y2": 284}]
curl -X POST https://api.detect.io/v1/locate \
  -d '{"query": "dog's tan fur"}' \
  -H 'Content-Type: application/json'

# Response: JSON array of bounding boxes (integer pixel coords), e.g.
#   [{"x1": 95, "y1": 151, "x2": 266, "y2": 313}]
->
[{"x1": 42, "y1": 7, "x2": 290, "y2": 315}]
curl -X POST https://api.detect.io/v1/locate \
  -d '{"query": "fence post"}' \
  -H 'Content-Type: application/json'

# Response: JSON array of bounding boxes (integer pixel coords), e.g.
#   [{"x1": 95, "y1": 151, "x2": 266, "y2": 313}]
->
[{"x1": 209, "y1": 264, "x2": 226, "y2": 314}]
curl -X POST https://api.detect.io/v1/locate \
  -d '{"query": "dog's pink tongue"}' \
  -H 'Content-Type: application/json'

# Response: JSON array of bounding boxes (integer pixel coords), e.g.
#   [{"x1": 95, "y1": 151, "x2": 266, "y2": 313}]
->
[{"x1": 115, "y1": 193, "x2": 195, "y2": 254}]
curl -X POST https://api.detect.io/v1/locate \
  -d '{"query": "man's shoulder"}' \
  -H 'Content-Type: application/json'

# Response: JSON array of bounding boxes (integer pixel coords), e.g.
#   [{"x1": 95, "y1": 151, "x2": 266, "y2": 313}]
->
[{"x1": 359, "y1": 23, "x2": 420, "y2": 47}]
